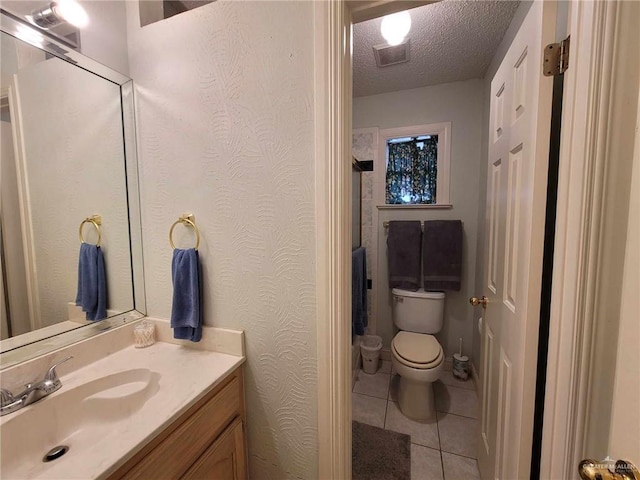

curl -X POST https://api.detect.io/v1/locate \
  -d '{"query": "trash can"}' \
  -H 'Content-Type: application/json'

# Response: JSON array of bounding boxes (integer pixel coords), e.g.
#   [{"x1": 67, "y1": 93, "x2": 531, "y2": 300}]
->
[{"x1": 360, "y1": 335, "x2": 383, "y2": 374}]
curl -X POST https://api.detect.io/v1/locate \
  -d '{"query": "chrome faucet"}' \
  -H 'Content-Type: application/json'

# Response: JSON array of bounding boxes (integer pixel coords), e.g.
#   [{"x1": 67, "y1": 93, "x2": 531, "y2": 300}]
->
[{"x1": 0, "y1": 356, "x2": 73, "y2": 417}]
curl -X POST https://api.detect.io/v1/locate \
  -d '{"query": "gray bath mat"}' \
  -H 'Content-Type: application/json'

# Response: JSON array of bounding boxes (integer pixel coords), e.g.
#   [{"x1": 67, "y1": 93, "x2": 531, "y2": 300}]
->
[{"x1": 352, "y1": 421, "x2": 411, "y2": 480}]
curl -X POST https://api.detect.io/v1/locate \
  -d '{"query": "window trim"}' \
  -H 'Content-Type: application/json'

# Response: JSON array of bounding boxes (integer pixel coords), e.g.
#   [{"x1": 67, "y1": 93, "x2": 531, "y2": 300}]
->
[{"x1": 375, "y1": 122, "x2": 451, "y2": 207}]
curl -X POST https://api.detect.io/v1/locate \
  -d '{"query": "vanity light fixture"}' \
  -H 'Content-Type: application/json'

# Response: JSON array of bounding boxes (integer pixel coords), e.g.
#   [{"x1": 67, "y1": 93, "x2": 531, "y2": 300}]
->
[
  {"x1": 29, "y1": 0, "x2": 89, "y2": 29},
  {"x1": 15, "y1": 24, "x2": 45, "y2": 47},
  {"x1": 380, "y1": 10, "x2": 412, "y2": 46}
]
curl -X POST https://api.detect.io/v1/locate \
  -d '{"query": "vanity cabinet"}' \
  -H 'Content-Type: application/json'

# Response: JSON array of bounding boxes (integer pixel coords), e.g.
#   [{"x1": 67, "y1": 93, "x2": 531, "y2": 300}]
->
[
  {"x1": 183, "y1": 417, "x2": 245, "y2": 479},
  {"x1": 108, "y1": 367, "x2": 246, "y2": 480}
]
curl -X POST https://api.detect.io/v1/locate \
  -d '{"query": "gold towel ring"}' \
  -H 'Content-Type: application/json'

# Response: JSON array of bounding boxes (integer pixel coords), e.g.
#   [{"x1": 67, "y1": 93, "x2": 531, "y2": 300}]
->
[
  {"x1": 169, "y1": 214, "x2": 200, "y2": 250},
  {"x1": 79, "y1": 215, "x2": 102, "y2": 246}
]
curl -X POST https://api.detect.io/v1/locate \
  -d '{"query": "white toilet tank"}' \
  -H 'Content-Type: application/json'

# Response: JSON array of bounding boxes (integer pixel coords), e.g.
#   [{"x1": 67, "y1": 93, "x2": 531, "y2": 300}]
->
[{"x1": 392, "y1": 288, "x2": 445, "y2": 334}]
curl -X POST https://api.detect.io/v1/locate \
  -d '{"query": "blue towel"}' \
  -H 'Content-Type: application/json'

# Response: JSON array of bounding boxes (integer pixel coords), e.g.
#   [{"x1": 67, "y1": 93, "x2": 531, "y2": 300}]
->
[
  {"x1": 170, "y1": 248, "x2": 202, "y2": 342},
  {"x1": 75, "y1": 243, "x2": 107, "y2": 321},
  {"x1": 352, "y1": 247, "x2": 368, "y2": 336}
]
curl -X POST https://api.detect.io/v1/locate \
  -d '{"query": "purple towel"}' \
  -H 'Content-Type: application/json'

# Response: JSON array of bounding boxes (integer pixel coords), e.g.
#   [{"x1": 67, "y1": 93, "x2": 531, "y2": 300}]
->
[
  {"x1": 423, "y1": 220, "x2": 463, "y2": 291},
  {"x1": 387, "y1": 221, "x2": 421, "y2": 291},
  {"x1": 171, "y1": 248, "x2": 202, "y2": 342}
]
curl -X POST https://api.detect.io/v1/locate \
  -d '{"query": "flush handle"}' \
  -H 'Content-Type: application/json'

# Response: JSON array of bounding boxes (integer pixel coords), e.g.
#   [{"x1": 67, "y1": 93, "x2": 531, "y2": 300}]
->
[{"x1": 469, "y1": 296, "x2": 488, "y2": 309}]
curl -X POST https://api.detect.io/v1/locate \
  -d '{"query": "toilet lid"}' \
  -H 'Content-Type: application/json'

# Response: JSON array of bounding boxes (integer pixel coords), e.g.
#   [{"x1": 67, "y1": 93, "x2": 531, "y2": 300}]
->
[{"x1": 393, "y1": 331, "x2": 441, "y2": 365}]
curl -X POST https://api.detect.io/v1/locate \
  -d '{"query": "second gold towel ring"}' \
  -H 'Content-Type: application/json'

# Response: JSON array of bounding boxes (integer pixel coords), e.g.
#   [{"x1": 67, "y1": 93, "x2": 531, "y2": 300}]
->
[
  {"x1": 79, "y1": 215, "x2": 102, "y2": 246},
  {"x1": 169, "y1": 214, "x2": 200, "y2": 250}
]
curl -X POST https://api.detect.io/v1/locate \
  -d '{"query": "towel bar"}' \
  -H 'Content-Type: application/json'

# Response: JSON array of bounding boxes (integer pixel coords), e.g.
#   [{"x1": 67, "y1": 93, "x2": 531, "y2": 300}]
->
[
  {"x1": 383, "y1": 220, "x2": 464, "y2": 230},
  {"x1": 169, "y1": 214, "x2": 200, "y2": 250},
  {"x1": 79, "y1": 215, "x2": 102, "y2": 246}
]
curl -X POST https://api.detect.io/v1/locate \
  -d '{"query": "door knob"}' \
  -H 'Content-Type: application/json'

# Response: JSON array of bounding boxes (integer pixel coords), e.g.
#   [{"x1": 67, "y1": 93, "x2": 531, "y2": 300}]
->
[
  {"x1": 469, "y1": 296, "x2": 488, "y2": 308},
  {"x1": 579, "y1": 459, "x2": 639, "y2": 480}
]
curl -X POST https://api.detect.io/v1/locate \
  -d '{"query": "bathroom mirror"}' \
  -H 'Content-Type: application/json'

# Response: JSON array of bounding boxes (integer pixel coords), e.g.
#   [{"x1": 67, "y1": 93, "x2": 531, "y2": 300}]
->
[{"x1": 0, "y1": 11, "x2": 145, "y2": 367}]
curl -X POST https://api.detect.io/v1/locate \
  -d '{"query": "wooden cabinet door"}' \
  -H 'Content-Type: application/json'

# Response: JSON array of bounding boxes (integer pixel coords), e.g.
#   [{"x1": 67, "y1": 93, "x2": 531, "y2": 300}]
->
[{"x1": 183, "y1": 417, "x2": 246, "y2": 480}]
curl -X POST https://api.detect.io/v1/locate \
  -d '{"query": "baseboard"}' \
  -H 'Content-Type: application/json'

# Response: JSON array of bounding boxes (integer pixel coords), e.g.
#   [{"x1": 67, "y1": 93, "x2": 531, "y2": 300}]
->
[
  {"x1": 444, "y1": 357, "x2": 453, "y2": 372},
  {"x1": 380, "y1": 348, "x2": 391, "y2": 362}
]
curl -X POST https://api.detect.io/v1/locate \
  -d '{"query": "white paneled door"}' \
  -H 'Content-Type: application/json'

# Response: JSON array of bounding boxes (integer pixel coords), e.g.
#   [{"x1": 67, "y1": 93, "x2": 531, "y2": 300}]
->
[{"x1": 478, "y1": 2, "x2": 556, "y2": 479}]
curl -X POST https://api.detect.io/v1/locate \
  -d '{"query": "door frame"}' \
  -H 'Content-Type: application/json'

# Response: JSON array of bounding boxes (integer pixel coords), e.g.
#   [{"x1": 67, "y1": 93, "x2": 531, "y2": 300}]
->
[
  {"x1": 314, "y1": 1, "x2": 353, "y2": 477},
  {"x1": 315, "y1": 0, "x2": 630, "y2": 478},
  {"x1": 7, "y1": 80, "x2": 41, "y2": 332},
  {"x1": 540, "y1": 1, "x2": 638, "y2": 477}
]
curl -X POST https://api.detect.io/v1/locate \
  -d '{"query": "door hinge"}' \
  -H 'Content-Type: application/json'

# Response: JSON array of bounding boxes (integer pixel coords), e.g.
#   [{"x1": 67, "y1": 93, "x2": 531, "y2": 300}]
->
[{"x1": 544, "y1": 36, "x2": 570, "y2": 76}]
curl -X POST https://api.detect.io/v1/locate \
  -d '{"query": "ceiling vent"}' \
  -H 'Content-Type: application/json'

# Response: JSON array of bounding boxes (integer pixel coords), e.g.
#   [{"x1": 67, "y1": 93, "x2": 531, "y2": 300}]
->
[{"x1": 373, "y1": 40, "x2": 410, "y2": 67}]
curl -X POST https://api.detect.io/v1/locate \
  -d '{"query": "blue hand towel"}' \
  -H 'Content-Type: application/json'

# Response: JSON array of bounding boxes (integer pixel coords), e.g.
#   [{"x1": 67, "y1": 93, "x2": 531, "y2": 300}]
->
[
  {"x1": 170, "y1": 248, "x2": 202, "y2": 342},
  {"x1": 75, "y1": 243, "x2": 107, "y2": 321}
]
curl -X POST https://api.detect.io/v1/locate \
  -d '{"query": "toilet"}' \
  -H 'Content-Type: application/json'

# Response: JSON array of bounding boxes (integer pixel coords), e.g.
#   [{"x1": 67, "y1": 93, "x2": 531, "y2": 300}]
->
[{"x1": 390, "y1": 288, "x2": 445, "y2": 422}]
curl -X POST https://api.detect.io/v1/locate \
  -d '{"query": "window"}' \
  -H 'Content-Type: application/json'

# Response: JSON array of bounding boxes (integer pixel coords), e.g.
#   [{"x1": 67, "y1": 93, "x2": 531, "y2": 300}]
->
[
  {"x1": 377, "y1": 123, "x2": 451, "y2": 206},
  {"x1": 386, "y1": 135, "x2": 439, "y2": 204}
]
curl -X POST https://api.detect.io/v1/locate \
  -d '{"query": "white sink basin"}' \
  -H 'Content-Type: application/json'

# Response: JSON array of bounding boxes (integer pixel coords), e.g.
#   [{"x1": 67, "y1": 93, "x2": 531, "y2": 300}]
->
[{"x1": 0, "y1": 368, "x2": 160, "y2": 479}]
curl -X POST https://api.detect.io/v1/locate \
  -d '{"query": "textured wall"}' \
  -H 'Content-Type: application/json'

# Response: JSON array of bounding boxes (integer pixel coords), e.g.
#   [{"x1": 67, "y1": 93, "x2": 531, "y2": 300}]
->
[
  {"x1": 14, "y1": 56, "x2": 132, "y2": 326},
  {"x1": 125, "y1": 2, "x2": 317, "y2": 478},
  {"x1": 80, "y1": 1, "x2": 130, "y2": 75},
  {"x1": 353, "y1": 79, "x2": 483, "y2": 360}
]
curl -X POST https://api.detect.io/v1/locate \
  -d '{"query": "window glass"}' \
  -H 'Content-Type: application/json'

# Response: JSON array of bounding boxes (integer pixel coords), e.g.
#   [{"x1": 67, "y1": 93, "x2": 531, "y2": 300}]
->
[{"x1": 385, "y1": 135, "x2": 438, "y2": 204}]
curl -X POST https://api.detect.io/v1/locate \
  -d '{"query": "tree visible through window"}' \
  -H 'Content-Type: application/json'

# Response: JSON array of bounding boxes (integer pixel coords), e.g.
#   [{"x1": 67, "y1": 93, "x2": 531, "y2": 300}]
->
[{"x1": 385, "y1": 135, "x2": 438, "y2": 204}]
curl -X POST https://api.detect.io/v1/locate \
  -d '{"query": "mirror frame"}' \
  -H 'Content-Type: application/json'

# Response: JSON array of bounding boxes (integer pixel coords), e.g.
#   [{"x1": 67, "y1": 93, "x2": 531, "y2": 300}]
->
[{"x1": 0, "y1": 10, "x2": 146, "y2": 368}]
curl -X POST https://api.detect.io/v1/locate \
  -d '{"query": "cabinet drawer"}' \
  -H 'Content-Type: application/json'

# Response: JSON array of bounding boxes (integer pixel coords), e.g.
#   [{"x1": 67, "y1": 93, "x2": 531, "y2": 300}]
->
[
  {"x1": 182, "y1": 417, "x2": 246, "y2": 480},
  {"x1": 118, "y1": 375, "x2": 241, "y2": 480}
]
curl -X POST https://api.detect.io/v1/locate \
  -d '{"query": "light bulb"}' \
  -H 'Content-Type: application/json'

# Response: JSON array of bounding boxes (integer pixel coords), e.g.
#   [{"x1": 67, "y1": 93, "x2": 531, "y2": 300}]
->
[
  {"x1": 53, "y1": 0, "x2": 89, "y2": 28},
  {"x1": 381, "y1": 11, "x2": 411, "y2": 46}
]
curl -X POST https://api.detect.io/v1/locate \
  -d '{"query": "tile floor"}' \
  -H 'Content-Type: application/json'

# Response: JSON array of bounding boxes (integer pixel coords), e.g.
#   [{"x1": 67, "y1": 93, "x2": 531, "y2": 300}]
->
[{"x1": 352, "y1": 361, "x2": 481, "y2": 480}]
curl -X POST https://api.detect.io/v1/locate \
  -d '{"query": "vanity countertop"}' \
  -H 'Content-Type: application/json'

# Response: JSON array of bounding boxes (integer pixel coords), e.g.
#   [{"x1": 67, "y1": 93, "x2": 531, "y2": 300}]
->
[{"x1": 0, "y1": 342, "x2": 245, "y2": 480}]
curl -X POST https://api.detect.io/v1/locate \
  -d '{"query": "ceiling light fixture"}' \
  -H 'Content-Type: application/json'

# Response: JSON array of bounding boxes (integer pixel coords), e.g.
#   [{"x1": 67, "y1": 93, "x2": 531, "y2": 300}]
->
[
  {"x1": 380, "y1": 11, "x2": 412, "y2": 47},
  {"x1": 29, "y1": 0, "x2": 89, "y2": 29}
]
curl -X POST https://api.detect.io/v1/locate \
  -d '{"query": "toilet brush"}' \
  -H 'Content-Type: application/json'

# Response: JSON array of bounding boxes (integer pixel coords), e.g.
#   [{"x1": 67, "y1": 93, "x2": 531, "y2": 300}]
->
[{"x1": 453, "y1": 337, "x2": 470, "y2": 380}]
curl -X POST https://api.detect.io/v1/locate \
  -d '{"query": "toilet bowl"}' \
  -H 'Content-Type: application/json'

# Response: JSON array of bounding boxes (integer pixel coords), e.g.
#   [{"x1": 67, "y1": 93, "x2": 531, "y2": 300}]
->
[{"x1": 391, "y1": 289, "x2": 445, "y2": 422}]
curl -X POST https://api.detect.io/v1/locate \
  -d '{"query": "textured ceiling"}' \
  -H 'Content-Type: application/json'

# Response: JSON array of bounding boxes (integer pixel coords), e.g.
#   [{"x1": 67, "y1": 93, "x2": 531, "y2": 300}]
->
[{"x1": 353, "y1": 0, "x2": 520, "y2": 97}]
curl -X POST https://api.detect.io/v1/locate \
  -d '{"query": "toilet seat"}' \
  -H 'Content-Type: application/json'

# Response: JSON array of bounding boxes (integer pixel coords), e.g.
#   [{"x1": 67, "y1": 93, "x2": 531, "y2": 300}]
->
[{"x1": 392, "y1": 332, "x2": 443, "y2": 370}]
